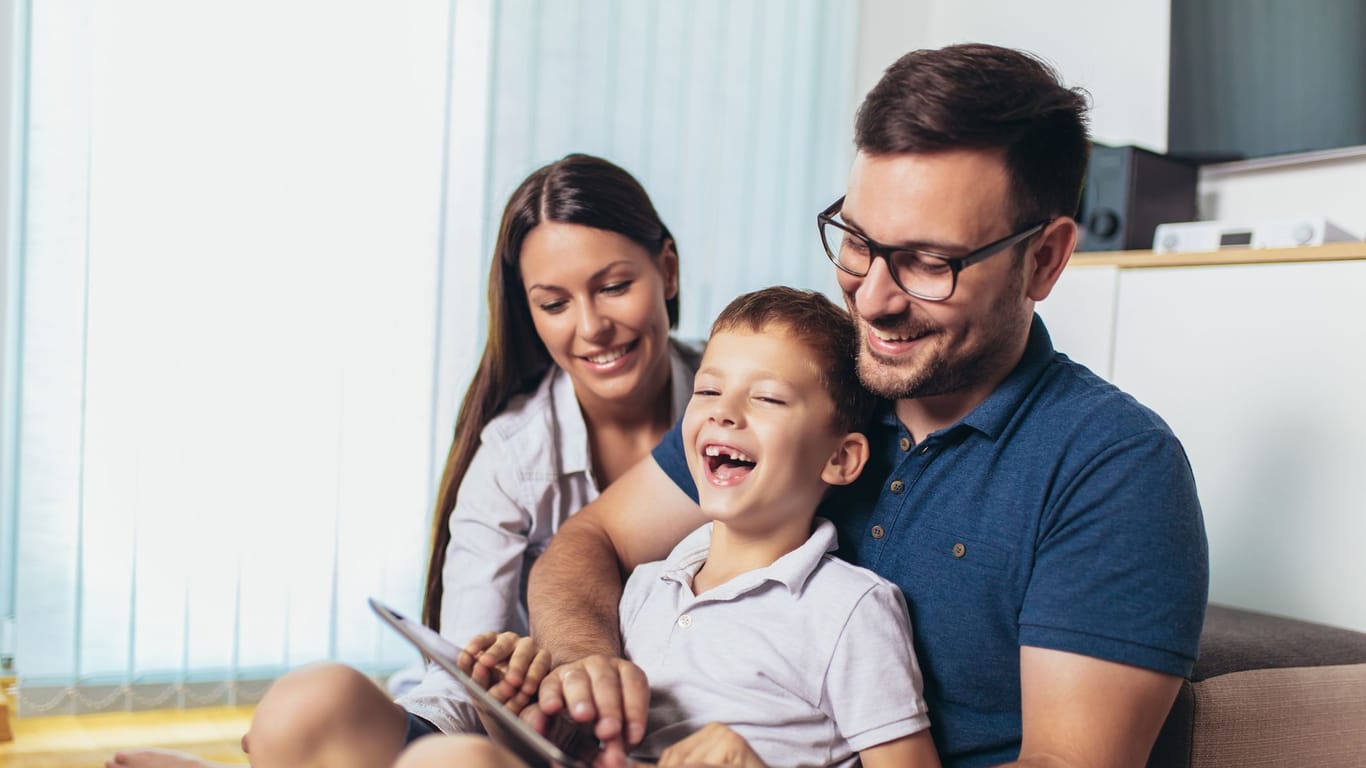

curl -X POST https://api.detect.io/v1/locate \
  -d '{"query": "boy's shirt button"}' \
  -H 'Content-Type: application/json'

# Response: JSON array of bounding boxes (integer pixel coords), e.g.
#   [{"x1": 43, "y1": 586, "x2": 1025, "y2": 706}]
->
[{"x1": 677, "y1": 614, "x2": 693, "y2": 628}]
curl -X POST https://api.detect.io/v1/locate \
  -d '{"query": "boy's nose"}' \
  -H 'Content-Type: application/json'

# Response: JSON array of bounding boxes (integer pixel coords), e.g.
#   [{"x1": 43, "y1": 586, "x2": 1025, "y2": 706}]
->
[{"x1": 708, "y1": 397, "x2": 742, "y2": 428}]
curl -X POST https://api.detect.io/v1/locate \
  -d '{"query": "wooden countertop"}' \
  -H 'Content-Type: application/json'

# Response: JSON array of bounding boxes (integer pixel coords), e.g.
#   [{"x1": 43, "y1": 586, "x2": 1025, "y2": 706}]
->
[{"x1": 1068, "y1": 241, "x2": 1366, "y2": 269}]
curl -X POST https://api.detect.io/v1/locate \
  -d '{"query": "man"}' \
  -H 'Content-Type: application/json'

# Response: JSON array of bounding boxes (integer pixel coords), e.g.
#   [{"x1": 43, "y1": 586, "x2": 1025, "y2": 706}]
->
[{"x1": 527, "y1": 43, "x2": 1208, "y2": 768}]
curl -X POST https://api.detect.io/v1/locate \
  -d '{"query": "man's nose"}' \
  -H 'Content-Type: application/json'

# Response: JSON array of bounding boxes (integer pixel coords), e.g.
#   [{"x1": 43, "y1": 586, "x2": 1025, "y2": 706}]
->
[{"x1": 852, "y1": 256, "x2": 912, "y2": 321}]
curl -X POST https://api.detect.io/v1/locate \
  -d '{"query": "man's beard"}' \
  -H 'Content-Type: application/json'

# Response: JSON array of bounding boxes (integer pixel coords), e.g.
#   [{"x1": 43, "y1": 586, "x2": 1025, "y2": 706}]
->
[
  {"x1": 850, "y1": 261, "x2": 1028, "y2": 401},
  {"x1": 856, "y1": 323, "x2": 1006, "y2": 400}
]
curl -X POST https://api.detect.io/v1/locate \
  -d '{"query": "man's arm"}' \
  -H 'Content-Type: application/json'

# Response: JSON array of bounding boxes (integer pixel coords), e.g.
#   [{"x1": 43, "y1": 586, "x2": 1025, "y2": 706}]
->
[
  {"x1": 1009, "y1": 646, "x2": 1182, "y2": 768},
  {"x1": 526, "y1": 454, "x2": 704, "y2": 747}
]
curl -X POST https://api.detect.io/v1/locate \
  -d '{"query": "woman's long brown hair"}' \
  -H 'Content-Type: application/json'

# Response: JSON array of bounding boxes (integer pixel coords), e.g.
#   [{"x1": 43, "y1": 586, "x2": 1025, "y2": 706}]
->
[{"x1": 421, "y1": 154, "x2": 679, "y2": 631}]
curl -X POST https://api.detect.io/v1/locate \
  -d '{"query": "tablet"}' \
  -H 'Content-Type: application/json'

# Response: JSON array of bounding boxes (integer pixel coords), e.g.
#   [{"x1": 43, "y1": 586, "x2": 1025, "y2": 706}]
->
[{"x1": 369, "y1": 597, "x2": 598, "y2": 768}]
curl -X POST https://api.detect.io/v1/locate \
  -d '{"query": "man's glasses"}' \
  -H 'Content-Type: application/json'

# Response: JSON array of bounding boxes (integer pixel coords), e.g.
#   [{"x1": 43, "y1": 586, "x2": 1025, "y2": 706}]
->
[{"x1": 817, "y1": 196, "x2": 1050, "y2": 301}]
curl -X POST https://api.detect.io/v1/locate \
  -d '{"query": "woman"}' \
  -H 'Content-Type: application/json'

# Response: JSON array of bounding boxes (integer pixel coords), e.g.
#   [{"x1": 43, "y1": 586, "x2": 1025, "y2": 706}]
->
[{"x1": 107, "y1": 153, "x2": 697, "y2": 768}]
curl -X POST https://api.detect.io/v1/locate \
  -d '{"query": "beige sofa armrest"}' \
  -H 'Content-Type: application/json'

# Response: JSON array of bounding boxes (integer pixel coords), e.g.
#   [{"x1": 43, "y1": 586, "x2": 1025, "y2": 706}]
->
[{"x1": 1148, "y1": 605, "x2": 1366, "y2": 768}]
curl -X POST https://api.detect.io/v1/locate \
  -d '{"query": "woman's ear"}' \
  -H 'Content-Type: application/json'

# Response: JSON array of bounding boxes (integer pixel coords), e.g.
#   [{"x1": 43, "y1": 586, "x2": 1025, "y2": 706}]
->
[
  {"x1": 820, "y1": 432, "x2": 870, "y2": 487},
  {"x1": 659, "y1": 239, "x2": 679, "y2": 300}
]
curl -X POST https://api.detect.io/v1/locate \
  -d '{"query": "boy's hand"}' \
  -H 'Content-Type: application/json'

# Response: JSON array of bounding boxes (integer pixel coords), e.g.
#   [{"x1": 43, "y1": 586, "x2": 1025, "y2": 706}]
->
[
  {"x1": 537, "y1": 655, "x2": 651, "y2": 750},
  {"x1": 457, "y1": 631, "x2": 551, "y2": 714},
  {"x1": 659, "y1": 723, "x2": 767, "y2": 767}
]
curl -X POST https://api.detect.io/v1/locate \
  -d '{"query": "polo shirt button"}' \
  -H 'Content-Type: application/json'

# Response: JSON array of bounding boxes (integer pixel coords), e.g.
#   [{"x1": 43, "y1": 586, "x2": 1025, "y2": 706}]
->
[
  {"x1": 871, "y1": 525, "x2": 885, "y2": 539},
  {"x1": 678, "y1": 614, "x2": 692, "y2": 628},
  {"x1": 899, "y1": 437, "x2": 911, "y2": 451},
  {"x1": 889, "y1": 480, "x2": 905, "y2": 494},
  {"x1": 952, "y1": 542, "x2": 966, "y2": 558}
]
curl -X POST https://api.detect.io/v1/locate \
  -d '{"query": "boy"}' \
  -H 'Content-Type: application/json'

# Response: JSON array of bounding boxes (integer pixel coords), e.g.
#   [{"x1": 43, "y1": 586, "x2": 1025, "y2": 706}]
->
[{"x1": 404, "y1": 287, "x2": 939, "y2": 768}]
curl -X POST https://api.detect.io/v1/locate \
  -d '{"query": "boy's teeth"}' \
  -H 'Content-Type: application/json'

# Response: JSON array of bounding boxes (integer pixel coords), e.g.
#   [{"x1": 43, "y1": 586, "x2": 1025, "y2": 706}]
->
[{"x1": 704, "y1": 445, "x2": 754, "y2": 463}]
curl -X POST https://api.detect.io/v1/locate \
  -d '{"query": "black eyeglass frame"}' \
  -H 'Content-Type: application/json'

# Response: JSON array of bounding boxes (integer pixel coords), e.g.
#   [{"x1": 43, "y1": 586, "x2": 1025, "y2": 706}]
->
[{"x1": 817, "y1": 196, "x2": 1052, "y2": 302}]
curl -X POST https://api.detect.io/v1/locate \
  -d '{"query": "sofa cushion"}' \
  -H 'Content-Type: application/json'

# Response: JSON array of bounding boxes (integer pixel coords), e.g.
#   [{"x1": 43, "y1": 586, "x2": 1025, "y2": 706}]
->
[{"x1": 1148, "y1": 605, "x2": 1366, "y2": 768}]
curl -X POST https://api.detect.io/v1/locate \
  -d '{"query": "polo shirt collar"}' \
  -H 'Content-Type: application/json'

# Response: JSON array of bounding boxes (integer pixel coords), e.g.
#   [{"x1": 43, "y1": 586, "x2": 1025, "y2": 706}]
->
[
  {"x1": 659, "y1": 518, "x2": 840, "y2": 600},
  {"x1": 958, "y1": 313, "x2": 1055, "y2": 440},
  {"x1": 556, "y1": 343, "x2": 696, "y2": 478},
  {"x1": 876, "y1": 313, "x2": 1056, "y2": 442}
]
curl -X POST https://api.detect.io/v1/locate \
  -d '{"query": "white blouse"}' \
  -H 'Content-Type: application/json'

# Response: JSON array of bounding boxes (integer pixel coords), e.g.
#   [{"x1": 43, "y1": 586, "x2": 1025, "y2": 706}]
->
[{"x1": 396, "y1": 342, "x2": 697, "y2": 734}]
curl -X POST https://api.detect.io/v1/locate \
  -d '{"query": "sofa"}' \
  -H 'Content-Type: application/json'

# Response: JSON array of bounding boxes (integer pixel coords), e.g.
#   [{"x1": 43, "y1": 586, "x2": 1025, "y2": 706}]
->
[{"x1": 1147, "y1": 604, "x2": 1366, "y2": 767}]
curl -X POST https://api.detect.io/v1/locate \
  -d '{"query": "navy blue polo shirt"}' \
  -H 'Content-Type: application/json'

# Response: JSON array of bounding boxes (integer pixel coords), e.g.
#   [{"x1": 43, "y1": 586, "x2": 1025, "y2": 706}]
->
[{"x1": 652, "y1": 315, "x2": 1208, "y2": 767}]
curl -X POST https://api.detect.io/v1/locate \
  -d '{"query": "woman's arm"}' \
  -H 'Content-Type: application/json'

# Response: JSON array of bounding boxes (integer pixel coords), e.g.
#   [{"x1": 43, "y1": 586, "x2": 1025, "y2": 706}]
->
[{"x1": 437, "y1": 440, "x2": 535, "y2": 643}]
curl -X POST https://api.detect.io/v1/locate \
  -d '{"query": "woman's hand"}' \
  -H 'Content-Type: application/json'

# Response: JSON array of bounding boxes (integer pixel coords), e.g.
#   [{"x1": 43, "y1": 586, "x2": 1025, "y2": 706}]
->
[
  {"x1": 458, "y1": 631, "x2": 551, "y2": 714},
  {"x1": 658, "y1": 723, "x2": 768, "y2": 768}
]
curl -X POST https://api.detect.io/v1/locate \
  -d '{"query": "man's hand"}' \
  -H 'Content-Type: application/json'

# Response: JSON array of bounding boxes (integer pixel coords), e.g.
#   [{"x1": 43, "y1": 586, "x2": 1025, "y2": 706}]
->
[
  {"x1": 537, "y1": 655, "x2": 651, "y2": 748},
  {"x1": 659, "y1": 723, "x2": 767, "y2": 768},
  {"x1": 457, "y1": 631, "x2": 551, "y2": 715}
]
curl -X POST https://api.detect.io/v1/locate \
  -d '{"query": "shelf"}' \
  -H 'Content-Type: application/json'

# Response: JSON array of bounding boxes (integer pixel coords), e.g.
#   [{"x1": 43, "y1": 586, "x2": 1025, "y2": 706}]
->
[{"x1": 1068, "y1": 241, "x2": 1366, "y2": 269}]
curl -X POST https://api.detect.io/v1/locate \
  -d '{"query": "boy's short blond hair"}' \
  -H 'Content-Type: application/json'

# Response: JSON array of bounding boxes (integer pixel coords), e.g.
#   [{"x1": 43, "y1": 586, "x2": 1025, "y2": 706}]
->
[{"x1": 710, "y1": 286, "x2": 879, "y2": 434}]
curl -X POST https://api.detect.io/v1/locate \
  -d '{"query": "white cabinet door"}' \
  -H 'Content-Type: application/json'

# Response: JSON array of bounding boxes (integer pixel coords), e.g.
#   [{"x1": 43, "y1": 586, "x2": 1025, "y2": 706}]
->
[
  {"x1": 1112, "y1": 260, "x2": 1366, "y2": 632},
  {"x1": 1037, "y1": 264, "x2": 1121, "y2": 380}
]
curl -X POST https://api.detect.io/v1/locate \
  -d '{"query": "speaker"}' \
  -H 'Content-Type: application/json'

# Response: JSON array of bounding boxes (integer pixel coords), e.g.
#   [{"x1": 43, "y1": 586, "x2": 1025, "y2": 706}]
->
[{"x1": 1078, "y1": 144, "x2": 1198, "y2": 252}]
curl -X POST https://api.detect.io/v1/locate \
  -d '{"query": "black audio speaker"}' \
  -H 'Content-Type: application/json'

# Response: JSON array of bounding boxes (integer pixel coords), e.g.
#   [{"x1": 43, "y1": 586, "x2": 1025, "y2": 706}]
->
[{"x1": 1078, "y1": 145, "x2": 1198, "y2": 252}]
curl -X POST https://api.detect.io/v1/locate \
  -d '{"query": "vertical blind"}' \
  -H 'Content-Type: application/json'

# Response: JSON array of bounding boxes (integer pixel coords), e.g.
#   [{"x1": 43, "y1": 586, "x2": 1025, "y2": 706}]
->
[
  {"x1": 6, "y1": 0, "x2": 858, "y2": 714},
  {"x1": 12, "y1": 0, "x2": 453, "y2": 713},
  {"x1": 476, "y1": 0, "x2": 860, "y2": 342}
]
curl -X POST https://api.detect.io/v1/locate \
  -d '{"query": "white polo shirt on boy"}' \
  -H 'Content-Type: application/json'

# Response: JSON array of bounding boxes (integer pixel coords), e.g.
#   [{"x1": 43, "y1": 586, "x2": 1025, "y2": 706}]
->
[{"x1": 620, "y1": 518, "x2": 931, "y2": 768}]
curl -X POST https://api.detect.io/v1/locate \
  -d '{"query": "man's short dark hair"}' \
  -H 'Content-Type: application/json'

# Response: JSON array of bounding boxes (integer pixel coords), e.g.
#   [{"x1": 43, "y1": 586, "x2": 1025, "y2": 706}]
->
[
  {"x1": 710, "y1": 287, "x2": 879, "y2": 434},
  {"x1": 855, "y1": 43, "x2": 1091, "y2": 227}
]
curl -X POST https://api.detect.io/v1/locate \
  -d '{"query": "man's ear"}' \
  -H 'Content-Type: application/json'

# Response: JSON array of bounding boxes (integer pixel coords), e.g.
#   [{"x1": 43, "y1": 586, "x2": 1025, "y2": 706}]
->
[
  {"x1": 1025, "y1": 217, "x2": 1078, "y2": 302},
  {"x1": 820, "y1": 432, "x2": 870, "y2": 487},
  {"x1": 659, "y1": 239, "x2": 679, "y2": 300}
]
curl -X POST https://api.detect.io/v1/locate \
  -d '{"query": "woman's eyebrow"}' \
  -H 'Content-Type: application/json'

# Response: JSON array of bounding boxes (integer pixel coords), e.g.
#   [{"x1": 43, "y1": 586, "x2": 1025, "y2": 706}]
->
[{"x1": 526, "y1": 260, "x2": 635, "y2": 293}]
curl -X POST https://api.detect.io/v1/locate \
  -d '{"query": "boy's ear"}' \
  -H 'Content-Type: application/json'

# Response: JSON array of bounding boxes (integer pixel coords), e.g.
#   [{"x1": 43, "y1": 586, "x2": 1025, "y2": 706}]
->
[{"x1": 820, "y1": 432, "x2": 869, "y2": 487}]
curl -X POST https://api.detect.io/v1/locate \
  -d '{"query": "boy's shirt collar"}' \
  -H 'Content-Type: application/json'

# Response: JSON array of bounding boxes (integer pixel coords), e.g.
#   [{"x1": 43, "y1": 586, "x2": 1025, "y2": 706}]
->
[{"x1": 657, "y1": 518, "x2": 840, "y2": 602}]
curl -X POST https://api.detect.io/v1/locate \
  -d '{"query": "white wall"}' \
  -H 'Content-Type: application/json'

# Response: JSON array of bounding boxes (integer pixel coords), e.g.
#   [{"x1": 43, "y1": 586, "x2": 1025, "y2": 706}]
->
[
  {"x1": 856, "y1": 0, "x2": 1172, "y2": 151},
  {"x1": 1200, "y1": 152, "x2": 1366, "y2": 238},
  {"x1": 858, "y1": 0, "x2": 1366, "y2": 631},
  {"x1": 855, "y1": 0, "x2": 1366, "y2": 238}
]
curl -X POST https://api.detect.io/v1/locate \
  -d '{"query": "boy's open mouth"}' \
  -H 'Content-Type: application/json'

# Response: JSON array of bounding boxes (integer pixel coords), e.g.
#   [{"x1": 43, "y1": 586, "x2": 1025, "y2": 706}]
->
[{"x1": 703, "y1": 443, "x2": 756, "y2": 485}]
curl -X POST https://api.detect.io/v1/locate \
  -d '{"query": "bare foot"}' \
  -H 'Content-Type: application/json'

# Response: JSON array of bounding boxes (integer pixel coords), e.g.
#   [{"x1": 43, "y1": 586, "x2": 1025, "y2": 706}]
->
[{"x1": 105, "y1": 748, "x2": 238, "y2": 768}]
